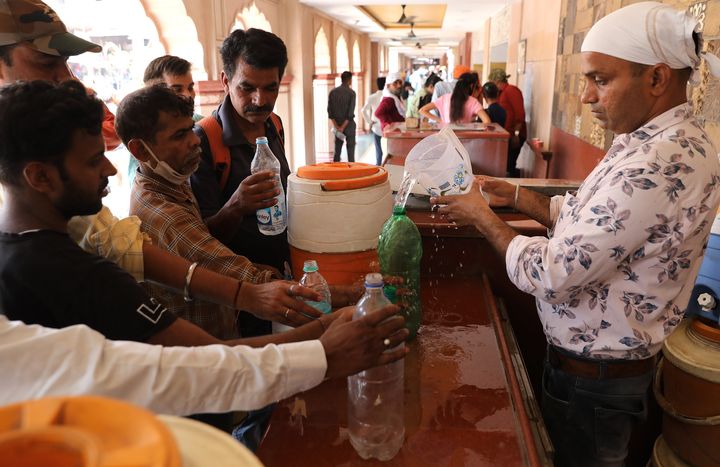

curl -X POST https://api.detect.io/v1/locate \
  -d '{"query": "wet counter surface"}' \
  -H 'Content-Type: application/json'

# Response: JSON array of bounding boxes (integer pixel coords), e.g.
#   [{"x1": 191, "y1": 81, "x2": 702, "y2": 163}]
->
[{"x1": 256, "y1": 274, "x2": 539, "y2": 466}]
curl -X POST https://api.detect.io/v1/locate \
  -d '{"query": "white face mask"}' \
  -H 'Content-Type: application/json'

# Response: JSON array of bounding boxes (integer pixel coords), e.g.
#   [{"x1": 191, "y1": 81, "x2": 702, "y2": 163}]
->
[{"x1": 139, "y1": 140, "x2": 200, "y2": 185}]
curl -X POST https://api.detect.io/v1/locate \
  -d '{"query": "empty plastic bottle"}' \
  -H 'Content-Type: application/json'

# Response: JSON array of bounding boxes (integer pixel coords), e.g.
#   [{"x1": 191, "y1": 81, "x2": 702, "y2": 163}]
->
[
  {"x1": 299, "y1": 260, "x2": 332, "y2": 314},
  {"x1": 348, "y1": 273, "x2": 405, "y2": 461},
  {"x1": 250, "y1": 136, "x2": 286, "y2": 235},
  {"x1": 378, "y1": 206, "x2": 423, "y2": 340}
]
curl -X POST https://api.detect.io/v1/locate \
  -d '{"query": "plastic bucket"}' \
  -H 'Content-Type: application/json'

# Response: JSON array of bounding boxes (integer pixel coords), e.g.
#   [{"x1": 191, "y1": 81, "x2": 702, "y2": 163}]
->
[{"x1": 653, "y1": 318, "x2": 720, "y2": 466}]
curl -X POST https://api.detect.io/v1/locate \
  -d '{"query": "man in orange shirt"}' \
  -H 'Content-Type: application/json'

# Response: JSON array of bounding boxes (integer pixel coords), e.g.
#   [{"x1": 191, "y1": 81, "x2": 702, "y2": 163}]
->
[{"x1": 489, "y1": 68, "x2": 526, "y2": 177}]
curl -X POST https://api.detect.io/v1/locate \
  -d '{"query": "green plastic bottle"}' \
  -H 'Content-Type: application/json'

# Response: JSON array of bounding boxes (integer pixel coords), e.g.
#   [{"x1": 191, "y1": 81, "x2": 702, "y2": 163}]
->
[{"x1": 378, "y1": 205, "x2": 423, "y2": 340}]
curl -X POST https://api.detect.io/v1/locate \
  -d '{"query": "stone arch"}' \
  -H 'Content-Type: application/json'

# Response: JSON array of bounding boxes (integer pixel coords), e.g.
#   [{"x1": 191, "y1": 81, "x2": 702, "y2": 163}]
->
[
  {"x1": 335, "y1": 33, "x2": 350, "y2": 74},
  {"x1": 231, "y1": 1, "x2": 272, "y2": 33},
  {"x1": 352, "y1": 40, "x2": 361, "y2": 73},
  {"x1": 139, "y1": 0, "x2": 206, "y2": 78},
  {"x1": 314, "y1": 27, "x2": 331, "y2": 75}
]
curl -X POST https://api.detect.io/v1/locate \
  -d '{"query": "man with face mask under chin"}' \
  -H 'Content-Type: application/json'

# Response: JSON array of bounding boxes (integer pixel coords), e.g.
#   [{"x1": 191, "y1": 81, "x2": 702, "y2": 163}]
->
[{"x1": 119, "y1": 84, "x2": 331, "y2": 343}]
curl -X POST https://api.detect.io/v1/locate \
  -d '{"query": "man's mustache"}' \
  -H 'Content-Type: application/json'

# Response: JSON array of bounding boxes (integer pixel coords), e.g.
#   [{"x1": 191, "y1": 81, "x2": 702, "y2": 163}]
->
[{"x1": 244, "y1": 105, "x2": 274, "y2": 113}]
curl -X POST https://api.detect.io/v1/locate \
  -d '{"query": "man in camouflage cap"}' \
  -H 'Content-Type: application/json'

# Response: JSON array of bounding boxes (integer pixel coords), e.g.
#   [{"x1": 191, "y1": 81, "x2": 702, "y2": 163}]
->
[
  {"x1": 0, "y1": 0, "x2": 121, "y2": 148},
  {"x1": 0, "y1": 0, "x2": 101, "y2": 58}
]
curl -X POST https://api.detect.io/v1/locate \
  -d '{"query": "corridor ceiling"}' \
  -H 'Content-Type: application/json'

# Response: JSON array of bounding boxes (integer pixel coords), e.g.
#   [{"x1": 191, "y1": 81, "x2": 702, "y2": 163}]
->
[{"x1": 300, "y1": 0, "x2": 513, "y2": 56}]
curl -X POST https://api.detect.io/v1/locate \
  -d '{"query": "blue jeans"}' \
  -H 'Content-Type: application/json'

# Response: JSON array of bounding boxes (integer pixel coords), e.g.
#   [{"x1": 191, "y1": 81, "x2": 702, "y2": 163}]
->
[
  {"x1": 541, "y1": 358, "x2": 653, "y2": 467},
  {"x1": 373, "y1": 133, "x2": 383, "y2": 166}
]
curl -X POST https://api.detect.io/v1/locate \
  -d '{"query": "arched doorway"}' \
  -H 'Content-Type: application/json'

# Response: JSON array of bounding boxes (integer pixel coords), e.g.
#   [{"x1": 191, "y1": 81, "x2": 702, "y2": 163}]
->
[
  {"x1": 313, "y1": 27, "x2": 334, "y2": 162},
  {"x1": 231, "y1": 2, "x2": 273, "y2": 32}
]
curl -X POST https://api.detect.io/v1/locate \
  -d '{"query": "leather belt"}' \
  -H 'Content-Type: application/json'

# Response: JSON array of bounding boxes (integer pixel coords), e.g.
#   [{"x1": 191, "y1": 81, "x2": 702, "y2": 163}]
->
[{"x1": 547, "y1": 346, "x2": 657, "y2": 380}]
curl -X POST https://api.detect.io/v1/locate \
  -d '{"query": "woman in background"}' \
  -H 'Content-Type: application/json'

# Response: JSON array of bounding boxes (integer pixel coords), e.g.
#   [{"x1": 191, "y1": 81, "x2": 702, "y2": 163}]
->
[{"x1": 419, "y1": 72, "x2": 490, "y2": 124}]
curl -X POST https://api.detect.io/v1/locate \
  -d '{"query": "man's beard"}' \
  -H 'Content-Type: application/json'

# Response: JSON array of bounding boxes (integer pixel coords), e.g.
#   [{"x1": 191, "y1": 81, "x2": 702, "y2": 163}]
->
[{"x1": 55, "y1": 180, "x2": 106, "y2": 219}]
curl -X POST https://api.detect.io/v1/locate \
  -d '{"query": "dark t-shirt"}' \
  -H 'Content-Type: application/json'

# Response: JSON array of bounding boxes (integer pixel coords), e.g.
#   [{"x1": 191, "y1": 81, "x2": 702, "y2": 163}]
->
[
  {"x1": 486, "y1": 102, "x2": 507, "y2": 127},
  {"x1": 0, "y1": 230, "x2": 176, "y2": 342},
  {"x1": 192, "y1": 96, "x2": 290, "y2": 272}
]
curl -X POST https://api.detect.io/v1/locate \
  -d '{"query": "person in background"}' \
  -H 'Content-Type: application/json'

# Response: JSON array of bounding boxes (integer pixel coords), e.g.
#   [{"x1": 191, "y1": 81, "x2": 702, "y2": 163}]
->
[
  {"x1": 373, "y1": 72, "x2": 405, "y2": 131},
  {"x1": 327, "y1": 70, "x2": 356, "y2": 162},
  {"x1": 482, "y1": 81, "x2": 506, "y2": 127},
  {"x1": 143, "y1": 55, "x2": 204, "y2": 122},
  {"x1": 419, "y1": 72, "x2": 490, "y2": 124},
  {"x1": 488, "y1": 67, "x2": 526, "y2": 177},
  {"x1": 405, "y1": 73, "x2": 441, "y2": 119},
  {"x1": 401, "y1": 81, "x2": 414, "y2": 102},
  {"x1": 433, "y1": 3, "x2": 720, "y2": 465},
  {"x1": 361, "y1": 76, "x2": 386, "y2": 166},
  {"x1": 432, "y1": 64, "x2": 470, "y2": 102},
  {"x1": 128, "y1": 54, "x2": 205, "y2": 184}
]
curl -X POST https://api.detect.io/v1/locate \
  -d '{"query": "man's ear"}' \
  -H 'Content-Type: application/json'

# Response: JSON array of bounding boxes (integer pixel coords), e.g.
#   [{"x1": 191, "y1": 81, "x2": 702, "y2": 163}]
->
[
  {"x1": 22, "y1": 162, "x2": 60, "y2": 195},
  {"x1": 126, "y1": 139, "x2": 151, "y2": 163},
  {"x1": 221, "y1": 70, "x2": 230, "y2": 93},
  {"x1": 649, "y1": 64, "x2": 672, "y2": 96}
]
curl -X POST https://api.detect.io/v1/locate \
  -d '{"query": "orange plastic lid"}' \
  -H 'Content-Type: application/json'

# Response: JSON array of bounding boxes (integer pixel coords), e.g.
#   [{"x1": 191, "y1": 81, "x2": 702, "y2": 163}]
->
[
  {"x1": 297, "y1": 162, "x2": 388, "y2": 191},
  {"x1": 0, "y1": 396, "x2": 181, "y2": 467}
]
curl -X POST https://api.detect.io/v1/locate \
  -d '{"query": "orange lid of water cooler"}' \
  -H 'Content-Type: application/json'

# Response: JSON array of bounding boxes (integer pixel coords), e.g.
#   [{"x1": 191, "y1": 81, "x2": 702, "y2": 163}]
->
[
  {"x1": 297, "y1": 162, "x2": 387, "y2": 191},
  {"x1": 0, "y1": 396, "x2": 181, "y2": 467}
]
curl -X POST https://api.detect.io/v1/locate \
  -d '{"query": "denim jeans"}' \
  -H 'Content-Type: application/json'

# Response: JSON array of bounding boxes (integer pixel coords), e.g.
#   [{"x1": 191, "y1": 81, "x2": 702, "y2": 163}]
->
[
  {"x1": 373, "y1": 133, "x2": 383, "y2": 166},
  {"x1": 541, "y1": 358, "x2": 653, "y2": 467}
]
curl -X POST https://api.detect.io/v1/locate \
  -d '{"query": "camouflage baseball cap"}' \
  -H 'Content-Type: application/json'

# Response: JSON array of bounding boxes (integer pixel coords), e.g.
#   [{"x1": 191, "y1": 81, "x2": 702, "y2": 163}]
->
[
  {"x1": 0, "y1": 0, "x2": 101, "y2": 56},
  {"x1": 488, "y1": 68, "x2": 510, "y2": 82}
]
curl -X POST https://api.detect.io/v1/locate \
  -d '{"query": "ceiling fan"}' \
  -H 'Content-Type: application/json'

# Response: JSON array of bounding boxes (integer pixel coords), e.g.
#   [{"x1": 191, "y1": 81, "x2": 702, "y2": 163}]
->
[
  {"x1": 392, "y1": 23, "x2": 438, "y2": 42},
  {"x1": 396, "y1": 4, "x2": 417, "y2": 24}
]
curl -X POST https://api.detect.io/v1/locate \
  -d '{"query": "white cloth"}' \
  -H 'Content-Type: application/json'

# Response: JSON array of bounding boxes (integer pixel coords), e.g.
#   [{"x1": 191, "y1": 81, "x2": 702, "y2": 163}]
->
[
  {"x1": 581, "y1": 2, "x2": 720, "y2": 83},
  {"x1": 362, "y1": 90, "x2": 383, "y2": 137},
  {"x1": 385, "y1": 71, "x2": 403, "y2": 84},
  {"x1": 506, "y1": 103, "x2": 720, "y2": 360},
  {"x1": 382, "y1": 87, "x2": 405, "y2": 117},
  {"x1": 0, "y1": 315, "x2": 327, "y2": 415},
  {"x1": 68, "y1": 205, "x2": 147, "y2": 282}
]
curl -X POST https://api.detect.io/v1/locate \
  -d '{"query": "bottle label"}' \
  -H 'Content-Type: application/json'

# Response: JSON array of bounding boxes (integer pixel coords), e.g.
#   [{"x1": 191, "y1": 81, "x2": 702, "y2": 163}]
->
[{"x1": 256, "y1": 208, "x2": 272, "y2": 226}]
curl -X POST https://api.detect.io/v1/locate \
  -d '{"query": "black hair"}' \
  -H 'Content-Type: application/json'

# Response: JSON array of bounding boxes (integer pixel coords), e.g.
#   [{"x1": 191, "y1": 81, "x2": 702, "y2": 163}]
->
[
  {"x1": 376, "y1": 76, "x2": 386, "y2": 91},
  {"x1": 482, "y1": 81, "x2": 499, "y2": 99},
  {"x1": 0, "y1": 80, "x2": 103, "y2": 186},
  {"x1": 0, "y1": 44, "x2": 15, "y2": 66},
  {"x1": 341, "y1": 71, "x2": 352, "y2": 84},
  {"x1": 220, "y1": 28, "x2": 288, "y2": 81},
  {"x1": 115, "y1": 84, "x2": 194, "y2": 146},
  {"x1": 143, "y1": 55, "x2": 192, "y2": 83},
  {"x1": 424, "y1": 73, "x2": 442, "y2": 89},
  {"x1": 450, "y1": 72, "x2": 479, "y2": 123}
]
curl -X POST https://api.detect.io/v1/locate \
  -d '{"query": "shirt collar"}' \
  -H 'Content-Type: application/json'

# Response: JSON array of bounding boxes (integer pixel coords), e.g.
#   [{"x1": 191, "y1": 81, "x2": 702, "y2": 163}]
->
[
  {"x1": 217, "y1": 94, "x2": 279, "y2": 147},
  {"x1": 624, "y1": 103, "x2": 693, "y2": 144},
  {"x1": 134, "y1": 167, "x2": 195, "y2": 204}
]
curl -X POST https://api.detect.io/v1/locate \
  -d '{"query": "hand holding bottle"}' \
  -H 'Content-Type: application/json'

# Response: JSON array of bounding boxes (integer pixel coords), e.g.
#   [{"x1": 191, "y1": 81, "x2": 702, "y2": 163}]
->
[
  {"x1": 320, "y1": 305, "x2": 408, "y2": 379},
  {"x1": 223, "y1": 170, "x2": 280, "y2": 216}
]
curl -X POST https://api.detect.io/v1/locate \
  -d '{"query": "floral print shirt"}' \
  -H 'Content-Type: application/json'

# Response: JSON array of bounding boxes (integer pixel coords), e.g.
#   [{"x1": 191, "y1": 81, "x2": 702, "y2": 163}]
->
[{"x1": 506, "y1": 104, "x2": 720, "y2": 359}]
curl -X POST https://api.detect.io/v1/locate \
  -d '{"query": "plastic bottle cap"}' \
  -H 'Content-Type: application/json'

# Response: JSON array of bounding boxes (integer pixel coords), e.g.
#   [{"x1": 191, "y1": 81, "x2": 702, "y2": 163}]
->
[
  {"x1": 256, "y1": 137, "x2": 269, "y2": 145},
  {"x1": 365, "y1": 273, "x2": 384, "y2": 287},
  {"x1": 303, "y1": 260, "x2": 319, "y2": 273}
]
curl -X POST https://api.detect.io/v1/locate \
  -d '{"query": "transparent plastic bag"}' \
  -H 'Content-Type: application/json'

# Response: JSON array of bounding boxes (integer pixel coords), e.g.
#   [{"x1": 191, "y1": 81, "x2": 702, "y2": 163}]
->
[{"x1": 404, "y1": 127, "x2": 473, "y2": 197}]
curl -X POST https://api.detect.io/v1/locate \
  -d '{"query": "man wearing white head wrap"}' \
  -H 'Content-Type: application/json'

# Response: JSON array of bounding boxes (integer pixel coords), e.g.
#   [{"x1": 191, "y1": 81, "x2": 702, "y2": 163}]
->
[
  {"x1": 374, "y1": 72, "x2": 405, "y2": 131},
  {"x1": 581, "y1": 1, "x2": 720, "y2": 84},
  {"x1": 431, "y1": 3, "x2": 720, "y2": 466}
]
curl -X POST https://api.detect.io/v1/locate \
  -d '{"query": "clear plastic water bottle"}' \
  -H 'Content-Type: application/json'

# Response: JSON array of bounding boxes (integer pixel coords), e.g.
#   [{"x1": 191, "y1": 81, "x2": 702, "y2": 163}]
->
[
  {"x1": 250, "y1": 136, "x2": 286, "y2": 236},
  {"x1": 348, "y1": 273, "x2": 405, "y2": 461},
  {"x1": 299, "y1": 260, "x2": 331, "y2": 314}
]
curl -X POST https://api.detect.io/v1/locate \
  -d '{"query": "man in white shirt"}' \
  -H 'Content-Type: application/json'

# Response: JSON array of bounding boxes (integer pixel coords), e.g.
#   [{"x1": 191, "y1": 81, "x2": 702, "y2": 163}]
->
[
  {"x1": 432, "y1": 3, "x2": 720, "y2": 465},
  {"x1": 0, "y1": 313, "x2": 400, "y2": 415},
  {"x1": 361, "y1": 76, "x2": 386, "y2": 165}
]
